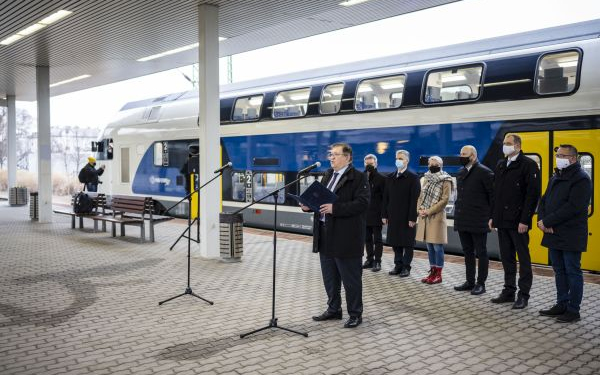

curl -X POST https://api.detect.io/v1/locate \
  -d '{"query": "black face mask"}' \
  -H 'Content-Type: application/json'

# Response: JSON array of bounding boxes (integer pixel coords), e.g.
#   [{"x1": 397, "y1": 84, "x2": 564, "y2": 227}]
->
[
  {"x1": 459, "y1": 156, "x2": 471, "y2": 166},
  {"x1": 429, "y1": 166, "x2": 441, "y2": 173},
  {"x1": 365, "y1": 164, "x2": 375, "y2": 173}
]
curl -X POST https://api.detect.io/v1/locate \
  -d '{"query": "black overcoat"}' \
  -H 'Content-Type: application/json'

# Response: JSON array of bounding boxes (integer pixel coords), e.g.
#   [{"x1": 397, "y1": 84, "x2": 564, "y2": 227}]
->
[
  {"x1": 382, "y1": 169, "x2": 420, "y2": 247},
  {"x1": 454, "y1": 162, "x2": 494, "y2": 233},
  {"x1": 365, "y1": 168, "x2": 386, "y2": 226},
  {"x1": 491, "y1": 151, "x2": 540, "y2": 229},
  {"x1": 311, "y1": 165, "x2": 370, "y2": 258},
  {"x1": 538, "y1": 162, "x2": 591, "y2": 252}
]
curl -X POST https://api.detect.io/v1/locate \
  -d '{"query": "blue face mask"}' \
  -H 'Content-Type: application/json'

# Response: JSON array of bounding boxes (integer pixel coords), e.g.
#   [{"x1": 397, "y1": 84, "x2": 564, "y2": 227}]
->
[{"x1": 395, "y1": 160, "x2": 404, "y2": 169}]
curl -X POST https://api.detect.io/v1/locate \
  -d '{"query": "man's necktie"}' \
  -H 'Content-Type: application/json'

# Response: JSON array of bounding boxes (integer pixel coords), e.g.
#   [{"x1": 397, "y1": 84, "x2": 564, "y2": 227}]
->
[{"x1": 327, "y1": 172, "x2": 339, "y2": 191}]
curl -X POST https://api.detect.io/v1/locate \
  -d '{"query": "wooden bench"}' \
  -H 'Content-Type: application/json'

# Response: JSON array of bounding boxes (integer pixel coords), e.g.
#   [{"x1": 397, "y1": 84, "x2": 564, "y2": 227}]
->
[
  {"x1": 93, "y1": 195, "x2": 172, "y2": 242},
  {"x1": 53, "y1": 193, "x2": 107, "y2": 231}
]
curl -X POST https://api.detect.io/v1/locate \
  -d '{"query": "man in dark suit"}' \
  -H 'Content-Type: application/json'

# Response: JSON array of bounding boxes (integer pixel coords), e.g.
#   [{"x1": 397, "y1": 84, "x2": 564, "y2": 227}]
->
[
  {"x1": 382, "y1": 150, "x2": 421, "y2": 277},
  {"x1": 453, "y1": 145, "x2": 494, "y2": 295},
  {"x1": 362, "y1": 154, "x2": 387, "y2": 272},
  {"x1": 538, "y1": 144, "x2": 591, "y2": 323},
  {"x1": 302, "y1": 142, "x2": 370, "y2": 328},
  {"x1": 490, "y1": 133, "x2": 540, "y2": 309}
]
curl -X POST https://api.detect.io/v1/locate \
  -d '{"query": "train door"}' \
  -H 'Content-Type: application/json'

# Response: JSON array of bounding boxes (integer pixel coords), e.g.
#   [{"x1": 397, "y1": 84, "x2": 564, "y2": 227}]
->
[
  {"x1": 519, "y1": 132, "x2": 551, "y2": 267},
  {"x1": 520, "y1": 130, "x2": 599, "y2": 272},
  {"x1": 554, "y1": 130, "x2": 598, "y2": 272}
]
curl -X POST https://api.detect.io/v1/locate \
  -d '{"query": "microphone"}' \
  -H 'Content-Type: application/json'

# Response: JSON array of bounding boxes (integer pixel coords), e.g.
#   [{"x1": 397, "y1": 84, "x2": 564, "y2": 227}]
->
[
  {"x1": 298, "y1": 161, "x2": 321, "y2": 175},
  {"x1": 214, "y1": 162, "x2": 233, "y2": 174}
]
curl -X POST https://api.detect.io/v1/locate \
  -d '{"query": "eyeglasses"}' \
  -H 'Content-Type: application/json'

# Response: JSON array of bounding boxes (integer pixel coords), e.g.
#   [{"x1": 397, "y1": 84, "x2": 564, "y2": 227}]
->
[
  {"x1": 327, "y1": 152, "x2": 346, "y2": 158},
  {"x1": 556, "y1": 154, "x2": 576, "y2": 158}
]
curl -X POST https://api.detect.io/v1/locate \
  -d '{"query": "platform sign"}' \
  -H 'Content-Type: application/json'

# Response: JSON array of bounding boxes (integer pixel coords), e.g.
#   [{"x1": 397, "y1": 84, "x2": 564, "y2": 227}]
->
[{"x1": 244, "y1": 170, "x2": 252, "y2": 202}]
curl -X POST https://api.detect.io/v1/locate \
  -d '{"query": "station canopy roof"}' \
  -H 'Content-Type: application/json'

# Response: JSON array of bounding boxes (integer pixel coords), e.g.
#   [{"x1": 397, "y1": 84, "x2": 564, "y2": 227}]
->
[{"x1": 0, "y1": 0, "x2": 458, "y2": 101}]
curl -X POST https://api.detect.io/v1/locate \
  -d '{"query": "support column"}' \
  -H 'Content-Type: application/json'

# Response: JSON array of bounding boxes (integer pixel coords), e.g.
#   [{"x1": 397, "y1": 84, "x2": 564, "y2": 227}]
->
[
  {"x1": 7, "y1": 95, "x2": 17, "y2": 189},
  {"x1": 197, "y1": 4, "x2": 220, "y2": 258},
  {"x1": 36, "y1": 66, "x2": 52, "y2": 223}
]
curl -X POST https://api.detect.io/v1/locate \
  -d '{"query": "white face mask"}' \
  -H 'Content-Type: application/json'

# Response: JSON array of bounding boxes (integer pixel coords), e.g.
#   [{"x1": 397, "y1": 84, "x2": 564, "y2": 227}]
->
[
  {"x1": 556, "y1": 157, "x2": 571, "y2": 170},
  {"x1": 503, "y1": 145, "x2": 515, "y2": 156}
]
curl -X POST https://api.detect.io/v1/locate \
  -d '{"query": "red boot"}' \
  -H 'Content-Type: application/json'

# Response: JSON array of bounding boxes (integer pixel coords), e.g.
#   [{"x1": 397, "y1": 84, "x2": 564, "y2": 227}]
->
[
  {"x1": 421, "y1": 267, "x2": 434, "y2": 283},
  {"x1": 429, "y1": 267, "x2": 442, "y2": 284}
]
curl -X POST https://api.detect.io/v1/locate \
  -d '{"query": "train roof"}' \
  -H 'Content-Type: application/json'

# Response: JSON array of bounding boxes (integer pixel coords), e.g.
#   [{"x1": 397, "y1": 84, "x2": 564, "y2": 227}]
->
[{"x1": 120, "y1": 19, "x2": 600, "y2": 112}]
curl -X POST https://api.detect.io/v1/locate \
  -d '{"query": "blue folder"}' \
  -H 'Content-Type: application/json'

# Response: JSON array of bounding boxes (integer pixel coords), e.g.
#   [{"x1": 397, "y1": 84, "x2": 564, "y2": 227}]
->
[{"x1": 288, "y1": 181, "x2": 338, "y2": 213}]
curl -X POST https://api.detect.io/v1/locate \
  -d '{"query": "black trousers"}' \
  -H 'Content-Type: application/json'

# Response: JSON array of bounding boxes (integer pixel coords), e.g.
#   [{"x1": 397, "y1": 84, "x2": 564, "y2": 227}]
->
[
  {"x1": 458, "y1": 231, "x2": 489, "y2": 286},
  {"x1": 365, "y1": 225, "x2": 383, "y2": 262},
  {"x1": 497, "y1": 228, "x2": 533, "y2": 298},
  {"x1": 318, "y1": 223, "x2": 363, "y2": 317},
  {"x1": 392, "y1": 246, "x2": 413, "y2": 270}
]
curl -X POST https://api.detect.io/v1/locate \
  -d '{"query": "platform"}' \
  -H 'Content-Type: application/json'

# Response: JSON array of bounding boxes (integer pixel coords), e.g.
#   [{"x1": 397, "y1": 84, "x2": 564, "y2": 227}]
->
[{"x1": 1, "y1": 202, "x2": 599, "y2": 375}]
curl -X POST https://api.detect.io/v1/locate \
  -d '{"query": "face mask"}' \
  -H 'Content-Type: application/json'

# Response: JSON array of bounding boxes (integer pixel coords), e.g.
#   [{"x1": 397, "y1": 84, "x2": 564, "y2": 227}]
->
[
  {"x1": 395, "y1": 160, "x2": 404, "y2": 170},
  {"x1": 365, "y1": 164, "x2": 375, "y2": 173},
  {"x1": 503, "y1": 145, "x2": 515, "y2": 156},
  {"x1": 429, "y1": 166, "x2": 441, "y2": 173},
  {"x1": 556, "y1": 157, "x2": 571, "y2": 170},
  {"x1": 459, "y1": 156, "x2": 471, "y2": 166}
]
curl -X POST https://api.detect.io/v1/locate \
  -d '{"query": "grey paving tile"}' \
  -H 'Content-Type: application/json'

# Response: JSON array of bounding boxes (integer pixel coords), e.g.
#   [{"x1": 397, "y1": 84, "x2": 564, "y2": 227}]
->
[{"x1": 1, "y1": 203, "x2": 600, "y2": 375}]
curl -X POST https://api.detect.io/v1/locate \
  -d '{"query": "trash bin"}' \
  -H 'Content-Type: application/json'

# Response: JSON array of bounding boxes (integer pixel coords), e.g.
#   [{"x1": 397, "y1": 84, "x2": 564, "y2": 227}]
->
[
  {"x1": 29, "y1": 192, "x2": 38, "y2": 221},
  {"x1": 219, "y1": 212, "x2": 243, "y2": 261},
  {"x1": 9, "y1": 187, "x2": 28, "y2": 206}
]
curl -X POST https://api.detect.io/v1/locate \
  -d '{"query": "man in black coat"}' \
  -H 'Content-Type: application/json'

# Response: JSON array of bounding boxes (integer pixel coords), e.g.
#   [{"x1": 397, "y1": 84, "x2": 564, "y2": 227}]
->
[
  {"x1": 453, "y1": 145, "x2": 494, "y2": 295},
  {"x1": 490, "y1": 134, "x2": 540, "y2": 309},
  {"x1": 382, "y1": 150, "x2": 421, "y2": 277},
  {"x1": 362, "y1": 154, "x2": 387, "y2": 272},
  {"x1": 80, "y1": 156, "x2": 105, "y2": 192},
  {"x1": 303, "y1": 143, "x2": 370, "y2": 328},
  {"x1": 537, "y1": 144, "x2": 591, "y2": 323}
]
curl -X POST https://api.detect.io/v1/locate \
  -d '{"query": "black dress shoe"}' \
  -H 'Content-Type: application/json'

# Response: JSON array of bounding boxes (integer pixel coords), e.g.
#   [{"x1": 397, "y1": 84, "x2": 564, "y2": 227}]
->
[
  {"x1": 344, "y1": 316, "x2": 362, "y2": 328},
  {"x1": 470, "y1": 284, "x2": 486, "y2": 295},
  {"x1": 398, "y1": 268, "x2": 410, "y2": 277},
  {"x1": 454, "y1": 282, "x2": 474, "y2": 291},
  {"x1": 388, "y1": 266, "x2": 402, "y2": 275},
  {"x1": 556, "y1": 311, "x2": 580, "y2": 323},
  {"x1": 512, "y1": 296, "x2": 528, "y2": 309},
  {"x1": 490, "y1": 293, "x2": 515, "y2": 304},
  {"x1": 372, "y1": 261, "x2": 381, "y2": 272},
  {"x1": 362, "y1": 260, "x2": 373, "y2": 269},
  {"x1": 540, "y1": 304, "x2": 567, "y2": 316},
  {"x1": 312, "y1": 310, "x2": 342, "y2": 321}
]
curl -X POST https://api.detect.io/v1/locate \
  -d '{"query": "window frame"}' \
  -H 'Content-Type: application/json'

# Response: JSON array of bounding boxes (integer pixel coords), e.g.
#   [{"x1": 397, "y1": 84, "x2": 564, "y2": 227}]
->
[
  {"x1": 319, "y1": 82, "x2": 345, "y2": 115},
  {"x1": 534, "y1": 48, "x2": 583, "y2": 97},
  {"x1": 271, "y1": 87, "x2": 311, "y2": 119},
  {"x1": 578, "y1": 152, "x2": 594, "y2": 217},
  {"x1": 354, "y1": 74, "x2": 407, "y2": 112},
  {"x1": 231, "y1": 94, "x2": 264, "y2": 122},
  {"x1": 421, "y1": 63, "x2": 486, "y2": 106}
]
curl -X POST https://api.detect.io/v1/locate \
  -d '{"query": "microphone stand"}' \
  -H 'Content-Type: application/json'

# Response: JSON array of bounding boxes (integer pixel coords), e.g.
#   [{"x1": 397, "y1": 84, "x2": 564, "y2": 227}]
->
[
  {"x1": 158, "y1": 170, "x2": 225, "y2": 306},
  {"x1": 236, "y1": 173, "x2": 312, "y2": 338}
]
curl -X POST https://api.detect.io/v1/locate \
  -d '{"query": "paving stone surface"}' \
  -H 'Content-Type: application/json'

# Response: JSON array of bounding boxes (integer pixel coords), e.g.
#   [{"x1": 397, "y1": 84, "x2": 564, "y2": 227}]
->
[{"x1": 1, "y1": 202, "x2": 599, "y2": 374}]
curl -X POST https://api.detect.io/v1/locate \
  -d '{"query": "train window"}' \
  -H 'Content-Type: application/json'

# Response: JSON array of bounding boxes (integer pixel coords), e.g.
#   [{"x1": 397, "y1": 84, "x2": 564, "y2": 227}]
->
[
  {"x1": 121, "y1": 147, "x2": 130, "y2": 183},
  {"x1": 579, "y1": 153, "x2": 593, "y2": 216},
  {"x1": 232, "y1": 95, "x2": 263, "y2": 121},
  {"x1": 535, "y1": 50, "x2": 581, "y2": 95},
  {"x1": 299, "y1": 175, "x2": 323, "y2": 195},
  {"x1": 253, "y1": 172, "x2": 285, "y2": 204},
  {"x1": 525, "y1": 154, "x2": 541, "y2": 171},
  {"x1": 231, "y1": 172, "x2": 246, "y2": 202},
  {"x1": 320, "y1": 83, "x2": 344, "y2": 114},
  {"x1": 355, "y1": 75, "x2": 406, "y2": 111},
  {"x1": 423, "y1": 65, "x2": 483, "y2": 104},
  {"x1": 153, "y1": 142, "x2": 168, "y2": 166},
  {"x1": 272, "y1": 88, "x2": 310, "y2": 119}
]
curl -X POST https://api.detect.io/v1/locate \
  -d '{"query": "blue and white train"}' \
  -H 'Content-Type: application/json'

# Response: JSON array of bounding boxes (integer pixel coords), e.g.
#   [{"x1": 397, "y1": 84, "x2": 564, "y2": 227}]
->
[{"x1": 93, "y1": 20, "x2": 600, "y2": 271}]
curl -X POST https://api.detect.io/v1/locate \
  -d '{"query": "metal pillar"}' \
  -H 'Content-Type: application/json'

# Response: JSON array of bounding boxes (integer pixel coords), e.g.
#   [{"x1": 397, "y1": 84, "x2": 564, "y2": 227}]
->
[
  {"x1": 7, "y1": 95, "x2": 17, "y2": 189},
  {"x1": 197, "y1": 4, "x2": 221, "y2": 258},
  {"x1": 36, "y1": 66, "x2": 52, "y2": 223}
]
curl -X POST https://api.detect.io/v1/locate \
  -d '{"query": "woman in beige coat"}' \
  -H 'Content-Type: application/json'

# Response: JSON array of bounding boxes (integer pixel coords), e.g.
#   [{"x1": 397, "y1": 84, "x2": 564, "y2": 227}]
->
[{"x1": 416, "y1": 156, "x2": 453, "y2": 284}]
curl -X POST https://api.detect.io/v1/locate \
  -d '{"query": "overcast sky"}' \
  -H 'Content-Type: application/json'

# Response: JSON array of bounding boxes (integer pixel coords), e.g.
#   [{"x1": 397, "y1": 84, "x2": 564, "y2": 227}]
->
[{"x1": 17, "y1": 0, "x2": 600, "y2": 130}]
